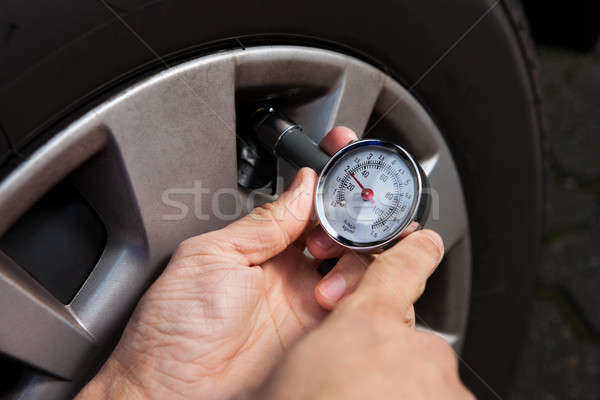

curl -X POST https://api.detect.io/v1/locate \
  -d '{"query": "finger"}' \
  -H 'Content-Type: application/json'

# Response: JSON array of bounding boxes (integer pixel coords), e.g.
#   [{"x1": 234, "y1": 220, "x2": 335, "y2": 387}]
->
[
  {"x1": 176, "y1": 168, "x2": 317, "y2": 266},
  {"x1": 292, "y1": 217, "x2": 319, "y2": 250},
  {"x1": 306, "y1": 226, "x2": 347, "y2": 260},
  {"x1": 314, "y1": 252, "x2": 373, "y2": 309},
  {"x1": 319, "y1": 126, "x2": 358, "y2": 155},
  {"x1": 351, "y1": 229, "x2": 444, "y2": 312}
]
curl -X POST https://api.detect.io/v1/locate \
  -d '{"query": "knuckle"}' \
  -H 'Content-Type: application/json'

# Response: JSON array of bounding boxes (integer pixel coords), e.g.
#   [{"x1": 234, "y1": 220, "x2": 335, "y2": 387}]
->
[
  {"x1": 416, "y1": 331, "x2": 458, "y2": 370},
  {"x1": 251, "y1": 203, "x2": 277, "y2": 221},
  {"x1": 175, "y1": 235, "x2": 205, "y2": 255},
  {"x1": 343, "y1": 292, "x2": 398, "y2": 322},
  {"x1": 249, "y1": 204, "x2": 291, "y2": 247},
  {"x1": 172, "y1": 234, "x2": 222, "y2": 265},
  {"x1": 343, "y1": 293, "x2": 377, "y2": 314},
  {"x1": 333, "y1": 298, "x2": 374, "y2": 330},
  {"x1": 176, "y1": 237, "x2": 194, "y2": 253}
]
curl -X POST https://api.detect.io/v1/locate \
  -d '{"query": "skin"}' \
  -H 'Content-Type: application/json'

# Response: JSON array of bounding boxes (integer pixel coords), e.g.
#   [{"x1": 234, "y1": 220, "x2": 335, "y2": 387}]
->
[{"x1": 77, "y1": 127, "x2": 473, "y2": 400}]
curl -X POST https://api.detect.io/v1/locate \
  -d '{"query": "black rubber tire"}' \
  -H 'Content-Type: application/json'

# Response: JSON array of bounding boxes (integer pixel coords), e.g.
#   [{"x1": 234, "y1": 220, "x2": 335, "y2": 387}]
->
[{"x1": 0, "y1": 0, "x2": 543, "y2": 398}]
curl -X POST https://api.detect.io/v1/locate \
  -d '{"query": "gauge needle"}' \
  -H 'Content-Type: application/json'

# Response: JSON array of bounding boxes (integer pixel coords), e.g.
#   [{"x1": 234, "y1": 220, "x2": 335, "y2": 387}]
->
[{"x1": 349, "y1": 172, "x2": 375, "y2": 204}]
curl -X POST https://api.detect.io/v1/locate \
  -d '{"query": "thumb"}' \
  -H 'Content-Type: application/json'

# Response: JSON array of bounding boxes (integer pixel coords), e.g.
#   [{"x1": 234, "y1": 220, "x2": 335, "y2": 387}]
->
[
  {"x1": 349, "y1": 230, "x2": 444, "y2": 313},
  {"x1": 176, "y1": 168, "x2": 317, "y2": 266}
]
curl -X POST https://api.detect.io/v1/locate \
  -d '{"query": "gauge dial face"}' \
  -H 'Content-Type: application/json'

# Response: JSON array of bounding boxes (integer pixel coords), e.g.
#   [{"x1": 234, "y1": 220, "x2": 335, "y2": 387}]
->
[{"x1": 316, "y1": 141, "x2": 419, "y2": 248}]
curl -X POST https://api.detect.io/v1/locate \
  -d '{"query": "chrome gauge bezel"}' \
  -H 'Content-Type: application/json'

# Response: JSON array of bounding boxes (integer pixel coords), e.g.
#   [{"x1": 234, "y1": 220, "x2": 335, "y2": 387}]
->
[{"x1": 315, "y1": 139, "x2": 424, "y2": 252}]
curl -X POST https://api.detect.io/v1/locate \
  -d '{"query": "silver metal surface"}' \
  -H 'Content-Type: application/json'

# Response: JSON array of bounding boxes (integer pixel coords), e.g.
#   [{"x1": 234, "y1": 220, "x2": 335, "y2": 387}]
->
[
  {"x1": 251, "y1": 106, "x2": 299, "y2": 155},
  {"x1": 0, "y1": 46, "x2": 471, "y2": 399},
  {"x1": 0, "y1": 251, "x2": 95, "y2": 380},
  {"x1": 0, "y1": 126, "x2": 108, "y2": 237}
]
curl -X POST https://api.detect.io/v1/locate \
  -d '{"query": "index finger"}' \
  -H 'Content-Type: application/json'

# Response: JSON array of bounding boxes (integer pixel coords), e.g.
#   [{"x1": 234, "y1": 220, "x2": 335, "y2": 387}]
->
[
  {"x1": 319, "y1": 126, "x2": 357, "y2": 155},
  {"x1": 350, "y1": 229, "x2": 444, "y2": 312}
]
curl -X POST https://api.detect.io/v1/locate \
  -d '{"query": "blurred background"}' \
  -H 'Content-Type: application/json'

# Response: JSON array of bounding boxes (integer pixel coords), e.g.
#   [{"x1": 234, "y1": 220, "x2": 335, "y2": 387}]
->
[{"x1": 510, "y1": 1, "x2": 600, "y2": 398}]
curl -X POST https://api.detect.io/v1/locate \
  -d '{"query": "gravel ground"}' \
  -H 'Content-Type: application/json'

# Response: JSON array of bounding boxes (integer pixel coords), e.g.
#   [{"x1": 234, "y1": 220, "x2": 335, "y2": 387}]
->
[{"x1": 508, "y1": 47, "x2": 600, "y2": 400}]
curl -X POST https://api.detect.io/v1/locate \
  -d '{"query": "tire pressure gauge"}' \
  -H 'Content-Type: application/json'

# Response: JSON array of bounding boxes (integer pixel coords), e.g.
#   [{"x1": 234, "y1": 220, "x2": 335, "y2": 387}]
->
[{"x1": 251, "y1": 107, "x2": 430, "y2": 253}]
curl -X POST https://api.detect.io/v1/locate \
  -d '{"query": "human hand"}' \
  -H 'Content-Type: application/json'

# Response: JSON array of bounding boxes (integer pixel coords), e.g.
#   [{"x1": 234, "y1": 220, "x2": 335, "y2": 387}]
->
[
  {"x1": 77, "y1": 125, "x2": 468, "y2": 400},
  {"x1": 77, "y1": 127, "x2": 373, "y2": 400},
  {"x1": 252, "y1": 230, "x2": 474, "y2": 400}
]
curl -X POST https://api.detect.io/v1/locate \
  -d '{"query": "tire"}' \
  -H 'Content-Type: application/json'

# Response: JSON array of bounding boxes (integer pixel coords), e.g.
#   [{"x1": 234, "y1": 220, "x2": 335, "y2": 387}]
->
[{"x1": 0, "y1": 0, "x2": 543, "y2": 398}]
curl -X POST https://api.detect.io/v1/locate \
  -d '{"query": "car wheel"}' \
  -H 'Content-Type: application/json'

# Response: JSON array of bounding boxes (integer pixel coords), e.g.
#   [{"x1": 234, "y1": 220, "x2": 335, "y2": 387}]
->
[{"x1": 0, "y1": 1, "x2": 543, "y2": 398}]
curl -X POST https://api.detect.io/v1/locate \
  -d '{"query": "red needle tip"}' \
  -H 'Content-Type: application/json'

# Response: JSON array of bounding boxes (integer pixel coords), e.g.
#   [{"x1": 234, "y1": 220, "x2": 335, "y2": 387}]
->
[
  {"x1": 349, "y1": 172, "x2": 375, "y2": 203},
  {"x1": 349, "y1": 172, "x2": 365, "y2": 190}
]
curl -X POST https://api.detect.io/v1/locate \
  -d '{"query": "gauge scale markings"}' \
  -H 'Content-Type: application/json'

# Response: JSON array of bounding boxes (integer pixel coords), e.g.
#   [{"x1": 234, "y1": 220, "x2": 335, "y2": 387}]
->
[{"x1": 319, "y1": 143, "x2": 417, "y2": 245}]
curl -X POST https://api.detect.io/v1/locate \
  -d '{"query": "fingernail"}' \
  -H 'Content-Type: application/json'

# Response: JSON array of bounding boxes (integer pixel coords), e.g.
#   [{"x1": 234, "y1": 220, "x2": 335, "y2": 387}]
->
[
  {"x1": 312, "y1": 229, "x2": 334, "y2": 250},
  {"x1": 319, "y1": 273, "x2": 347, "y2": 303},
  {"x1": 287, "y1": 170, "x2": 304, "y2": 192}
]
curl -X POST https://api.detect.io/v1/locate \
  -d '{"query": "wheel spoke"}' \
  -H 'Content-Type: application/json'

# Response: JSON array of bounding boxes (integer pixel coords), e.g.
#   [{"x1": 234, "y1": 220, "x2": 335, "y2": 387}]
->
[
  {"x1": 0, "y1": 252, "x2": 95, "y2": 379},
  {"x1": 423, "y1": 147, "x2": 469, "y2": 251},
  {"x1": 102, "y1": 57, "x2": 239, "y2": 255},
  {"x1": 68, "y1": 57, "x2": 240, "y2": 338},
  {"x1": 330, "y1": 64, "x2": 385, "y2": 137}
]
